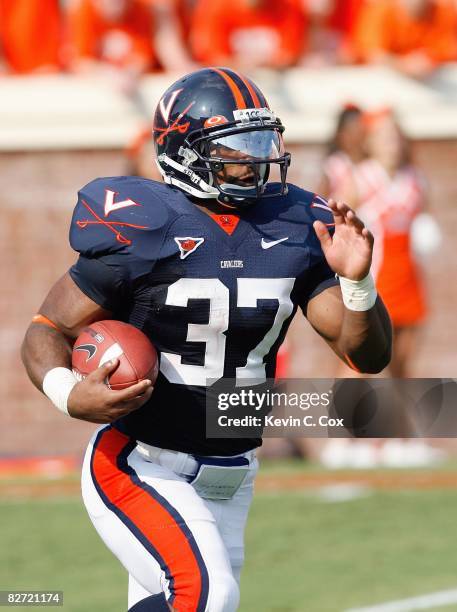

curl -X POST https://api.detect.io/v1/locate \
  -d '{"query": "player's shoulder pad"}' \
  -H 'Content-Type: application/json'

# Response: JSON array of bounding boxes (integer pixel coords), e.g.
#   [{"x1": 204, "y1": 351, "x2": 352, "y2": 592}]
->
[
  {"x1": 70, "y1": 176, "x2": 175, "y2": 259},
  {"x1": 286, "y1": 184, "x2": 335, "y2": 227}
]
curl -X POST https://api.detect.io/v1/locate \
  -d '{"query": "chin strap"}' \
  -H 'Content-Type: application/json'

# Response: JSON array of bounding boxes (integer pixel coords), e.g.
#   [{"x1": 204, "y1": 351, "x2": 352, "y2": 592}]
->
[
  {"x1": 156, "y1": 153, "x2": 267, "y2": 208},
  {"x1": 156, "y1": 154, "x2": 219, "y2": 199}
]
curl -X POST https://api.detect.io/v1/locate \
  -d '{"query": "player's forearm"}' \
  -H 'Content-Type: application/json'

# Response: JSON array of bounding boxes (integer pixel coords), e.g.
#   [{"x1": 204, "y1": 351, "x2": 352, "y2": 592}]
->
[
  {"x1": 337, "y1": 297, "x2": 392, "y2": 374},
  {"x1": 21, "y1": 324, "x2": 72, "y2": 391}
]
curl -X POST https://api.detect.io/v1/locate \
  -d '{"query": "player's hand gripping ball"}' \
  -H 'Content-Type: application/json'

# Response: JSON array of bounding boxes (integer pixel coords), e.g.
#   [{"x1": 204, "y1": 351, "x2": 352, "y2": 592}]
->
[{"x1": 72, "y1": 320, "x2": 159, "y2": 389}]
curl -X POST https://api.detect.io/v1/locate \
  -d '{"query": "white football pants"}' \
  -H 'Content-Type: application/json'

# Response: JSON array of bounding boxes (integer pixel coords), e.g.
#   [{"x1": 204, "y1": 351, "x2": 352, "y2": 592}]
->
[{"x1": 81, "y1": 425, "x2": 258, "y2": 612}]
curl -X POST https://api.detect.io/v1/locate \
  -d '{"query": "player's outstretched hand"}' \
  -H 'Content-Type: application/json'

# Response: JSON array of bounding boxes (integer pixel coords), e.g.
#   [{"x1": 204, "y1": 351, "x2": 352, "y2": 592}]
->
[
  {"x1": 67, "y1": 359, "x2": 153, "y2": 424},
  {"x1": 313, "y1": 199, "x2": 374, "y2": 280}
]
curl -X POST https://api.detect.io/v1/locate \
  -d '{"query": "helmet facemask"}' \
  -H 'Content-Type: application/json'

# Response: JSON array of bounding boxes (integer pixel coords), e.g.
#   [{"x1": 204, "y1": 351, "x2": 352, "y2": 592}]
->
[{"x1": 158, "y1": 117, "x2": 291, "y2": 209}]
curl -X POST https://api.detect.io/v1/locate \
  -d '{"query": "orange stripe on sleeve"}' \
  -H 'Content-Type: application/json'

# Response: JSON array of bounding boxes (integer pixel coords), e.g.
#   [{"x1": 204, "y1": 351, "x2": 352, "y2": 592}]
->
[
  {"x1": 32, "y1": 314, "x2": 60, "y2": 331},
  {"x1": 344, "y1": 353, "x2": 361, "y2": 373}
]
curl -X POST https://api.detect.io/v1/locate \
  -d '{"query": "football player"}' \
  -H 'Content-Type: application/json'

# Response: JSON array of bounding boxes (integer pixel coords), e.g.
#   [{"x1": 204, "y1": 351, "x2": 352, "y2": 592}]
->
[{"x1": 21, "y1": 68, "x2": 391, "y2": 612}]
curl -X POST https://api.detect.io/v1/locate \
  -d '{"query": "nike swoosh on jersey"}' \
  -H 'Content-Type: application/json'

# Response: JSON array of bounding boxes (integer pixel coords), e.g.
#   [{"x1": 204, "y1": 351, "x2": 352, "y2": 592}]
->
[{"x1": 261, "y1": 237, "x2": 289, "y2": 249}]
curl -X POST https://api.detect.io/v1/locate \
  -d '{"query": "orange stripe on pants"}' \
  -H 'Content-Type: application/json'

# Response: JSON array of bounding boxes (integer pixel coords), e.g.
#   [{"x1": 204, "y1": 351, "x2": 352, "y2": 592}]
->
[{"x1": 91, "y1": 427, "x2": 209, "y2": 611}]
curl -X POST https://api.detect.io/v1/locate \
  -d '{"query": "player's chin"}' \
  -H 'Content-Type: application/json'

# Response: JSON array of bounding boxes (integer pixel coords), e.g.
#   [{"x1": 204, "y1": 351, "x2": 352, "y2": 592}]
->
[
  {"x1": 219, "y1": 173, "x2": 256, "y2": 187},
  {"x1": 234, "y1": 177, "x2": 256, "y2": 187}
]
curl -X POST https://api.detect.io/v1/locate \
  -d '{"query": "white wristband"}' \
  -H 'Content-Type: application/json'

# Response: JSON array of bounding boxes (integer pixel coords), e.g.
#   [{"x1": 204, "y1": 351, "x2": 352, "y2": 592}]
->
[
  {"x1": 339, "y1": 273, "x2": 377, "y2": 312},
  {"x1": 42, "y1": 367, "x2": 78, "y2": 415}
]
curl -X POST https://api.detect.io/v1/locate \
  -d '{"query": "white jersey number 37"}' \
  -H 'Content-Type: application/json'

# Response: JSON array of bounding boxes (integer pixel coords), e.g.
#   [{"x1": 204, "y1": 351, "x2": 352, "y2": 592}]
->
[{"x1": 160, "y1": 278, "x2": 295, "y2": 387}]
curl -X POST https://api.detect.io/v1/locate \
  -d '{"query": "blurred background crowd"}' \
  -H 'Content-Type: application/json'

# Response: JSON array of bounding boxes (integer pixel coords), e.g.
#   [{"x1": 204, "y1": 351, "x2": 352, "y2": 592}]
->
[
  {"x1": 1, "y1": 0, "x2": 457, "y2": 474},
  {"x1": 1, "y1": 0, "x2": 457, "y2": 81}
]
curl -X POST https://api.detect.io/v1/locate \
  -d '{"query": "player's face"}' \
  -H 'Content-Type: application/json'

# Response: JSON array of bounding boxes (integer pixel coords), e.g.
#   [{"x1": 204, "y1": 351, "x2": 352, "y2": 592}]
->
[
  {"x1": 209, "y1": 129, "x2": 284, "y2": 189},
  {"x1": 210, "y1": 146, "x2": 257, "y2": 187}
]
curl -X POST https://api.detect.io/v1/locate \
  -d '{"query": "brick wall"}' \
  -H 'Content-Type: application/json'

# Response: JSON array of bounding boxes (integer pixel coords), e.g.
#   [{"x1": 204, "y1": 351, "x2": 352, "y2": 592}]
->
[{"x1": 1, "y1": 151, "x2": 125, "y2": 457}]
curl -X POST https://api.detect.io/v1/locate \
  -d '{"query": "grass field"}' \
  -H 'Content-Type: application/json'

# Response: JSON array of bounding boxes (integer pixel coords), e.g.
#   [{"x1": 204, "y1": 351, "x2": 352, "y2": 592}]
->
[{"x1": 2, "y1": 461, "x2": 457, "y2": 612}]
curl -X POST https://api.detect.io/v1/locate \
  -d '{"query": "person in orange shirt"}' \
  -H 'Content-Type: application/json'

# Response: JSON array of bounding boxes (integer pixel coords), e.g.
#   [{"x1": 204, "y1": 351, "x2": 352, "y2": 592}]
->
[
  {"x1": 0, "y1": 0, "x2": 62, "y2": 74},
  {"x1": 145, "y1": 0, "x2": 197, "y2": 48},
  {"x1": 173, "y1": 0, "x2": 198, "y2": 46},
  {"x1": 352, "y1": 0, "x2": 457, "y2": 78},
  {"x1": 305, "y1": 0, "x2": 366, "y2": 65},
  {"x1": 144, "y1": 0, "x2": 198, "y2": 71},
  {"x1": 67, "y1": 0, "x2": 159, "y2": 93},
  {"x1": 190, "y1": 0, "x2": 308, "y2": 69},
  {"x1": 327, "y1": 0, "x2": 366, "y2": 36}
]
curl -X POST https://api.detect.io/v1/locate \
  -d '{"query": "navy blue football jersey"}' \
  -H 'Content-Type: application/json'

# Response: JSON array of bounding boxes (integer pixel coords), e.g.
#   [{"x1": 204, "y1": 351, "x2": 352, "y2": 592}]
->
[{"x1": 69, "y1": 177, "x2": 339, "y2": 455}]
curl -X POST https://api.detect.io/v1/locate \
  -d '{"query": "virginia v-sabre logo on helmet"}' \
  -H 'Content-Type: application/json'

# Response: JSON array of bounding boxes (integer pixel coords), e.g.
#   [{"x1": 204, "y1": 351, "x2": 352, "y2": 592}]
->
[
  {"x1": 158, "y1": 88, "x2": 183, "y2": 124},
  {"x1": 154, "y1": 95, "x2": 194, "y2": 146},
  {"x1": 153, "y1": 67, "x2": 291, "y2": 209}
]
